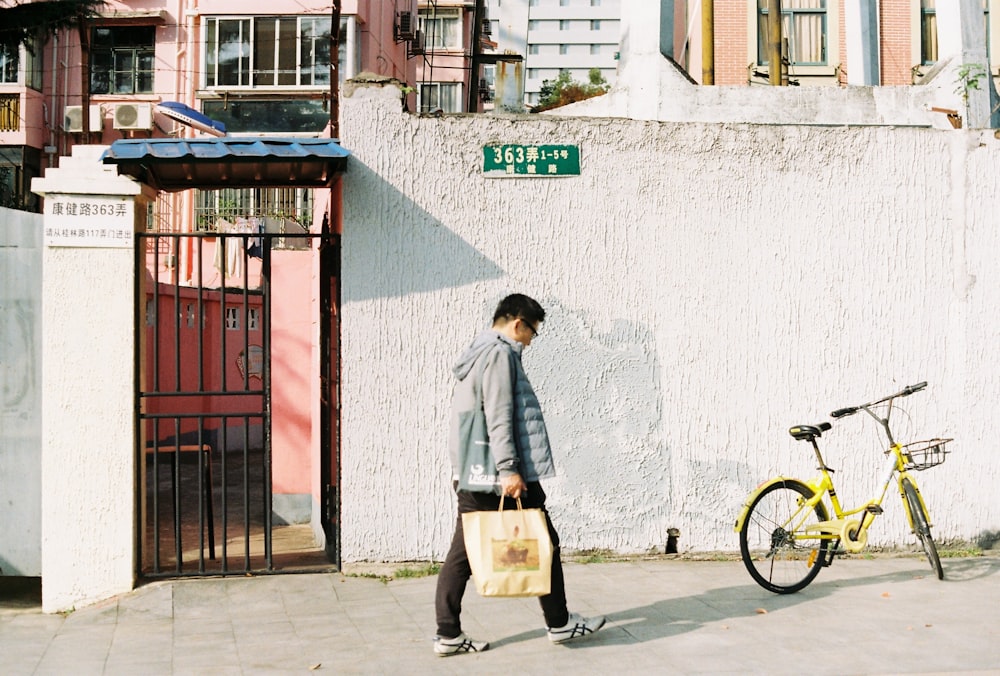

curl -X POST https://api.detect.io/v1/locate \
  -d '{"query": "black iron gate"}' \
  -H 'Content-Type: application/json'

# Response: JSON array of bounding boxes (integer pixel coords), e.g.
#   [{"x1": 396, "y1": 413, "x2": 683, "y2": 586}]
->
[{"x1": 136, "y1": 230, "x2": 338, "y2": 578}]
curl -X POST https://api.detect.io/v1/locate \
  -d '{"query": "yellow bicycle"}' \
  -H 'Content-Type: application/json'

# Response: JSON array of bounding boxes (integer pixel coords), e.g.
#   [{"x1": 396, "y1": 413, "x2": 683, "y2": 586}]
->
[{"x1": 735, "y1": 381, "x2": 952, "y2": 593}]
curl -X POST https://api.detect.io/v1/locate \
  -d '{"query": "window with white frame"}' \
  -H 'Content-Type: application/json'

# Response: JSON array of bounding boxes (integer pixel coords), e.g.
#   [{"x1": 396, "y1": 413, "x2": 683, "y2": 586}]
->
[
  {"x1": 756, "y1": 0, "x2": 828, "y2": 67},
  {"x1": 418, "y1": 82, "x2": 461, "y2": 113},
  {"x1": 204, "y1": 15, "x2": 331, "y2": 88},
  {"x1": 0, "y1": 39, "x2": 41, "y2": 88},
  {"x1": 225, "y1": 307, "x2": 241, "y2": 331},
  {"x1": 0, "y1": 43, "x2": 18, "y2": 84},
  {"x1": 419, "y1": 9, "x2": 461, "y2": 49},
  {"x1": 91, "y1": 26, "x2": 155, "y2": 94},
  {"x1": 591, "y1": 20, "x2": 602, "y2": 30}
]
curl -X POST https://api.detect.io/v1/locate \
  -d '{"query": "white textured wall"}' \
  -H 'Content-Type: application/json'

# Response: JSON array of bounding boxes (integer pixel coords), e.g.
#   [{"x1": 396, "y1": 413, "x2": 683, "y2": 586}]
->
[
  {"x1": 338, "y1": 82, "x2": 1000, "y2": 562},
  {"x1": 0, "y1": 207, "x2": 44, "y2": 576}
]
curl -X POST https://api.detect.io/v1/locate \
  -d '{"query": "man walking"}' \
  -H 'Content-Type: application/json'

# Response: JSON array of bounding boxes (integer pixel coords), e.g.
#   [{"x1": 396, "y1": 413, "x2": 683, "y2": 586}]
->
[{"x1": 434, "y1": 293, "x2": 605, "y2": 656}]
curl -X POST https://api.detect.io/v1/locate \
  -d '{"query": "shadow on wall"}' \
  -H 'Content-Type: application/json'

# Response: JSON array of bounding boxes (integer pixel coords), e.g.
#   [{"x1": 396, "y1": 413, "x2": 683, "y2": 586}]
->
[
  {"x1": 976, "y1": 530, "x2": 1000, "y2": 551},
  {"x1": 529, "y1": 299, "x2": 675, "y2": 551},
  {"x1": 340, "y1": 160, "x2": 504, "y2": 302}
]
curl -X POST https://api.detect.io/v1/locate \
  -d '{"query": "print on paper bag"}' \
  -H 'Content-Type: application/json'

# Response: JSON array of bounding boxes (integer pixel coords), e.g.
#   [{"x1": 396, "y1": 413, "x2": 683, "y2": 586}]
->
[{"x1": 491, "y1": 525, "x2": 540, "y2": 572}]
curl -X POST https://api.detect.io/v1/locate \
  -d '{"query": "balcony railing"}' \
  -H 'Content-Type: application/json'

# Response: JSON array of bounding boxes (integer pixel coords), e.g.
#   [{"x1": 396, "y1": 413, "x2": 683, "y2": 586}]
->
[{"x1": 0, "y1": 93, "x2": 20, "y2": 132}]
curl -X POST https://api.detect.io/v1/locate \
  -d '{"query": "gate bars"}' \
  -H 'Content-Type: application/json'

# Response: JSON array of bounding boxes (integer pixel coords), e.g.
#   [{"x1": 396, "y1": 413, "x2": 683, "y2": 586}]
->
[{"x1": 136, "y1": 230, "x2": 322, "y2": 578}]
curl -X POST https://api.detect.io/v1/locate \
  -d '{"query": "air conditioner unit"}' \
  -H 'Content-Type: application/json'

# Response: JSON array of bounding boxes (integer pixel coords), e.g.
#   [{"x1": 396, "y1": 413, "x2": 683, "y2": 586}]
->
[
  {"x1": 396, "y1": 11, "x2": 415, "y2": 41},
  {"x1": 64, "y1": 105, "x2": 102, "y2": 133},
  {"x1": 113, "y1": 102, "x2": 153, "y2": 130},
  {"x1": 408, "y1": 30, "x2": 425, "y2": 57}
]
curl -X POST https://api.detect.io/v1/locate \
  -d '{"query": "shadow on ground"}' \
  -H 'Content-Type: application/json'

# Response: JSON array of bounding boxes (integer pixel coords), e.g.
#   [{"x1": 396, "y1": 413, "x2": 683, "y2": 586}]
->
[
  {"x1": 490, "y1": 557, "x2": 1000, "y2": 649},
  {"x1": 0, "y1": 577, "x2": 41, "y2": 614}
]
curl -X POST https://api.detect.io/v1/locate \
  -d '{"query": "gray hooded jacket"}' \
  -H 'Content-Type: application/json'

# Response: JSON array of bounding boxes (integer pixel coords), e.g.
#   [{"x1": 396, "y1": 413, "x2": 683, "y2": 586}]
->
[{"x1": 449, "y1": 329, "x2": 555, "y2": 485}]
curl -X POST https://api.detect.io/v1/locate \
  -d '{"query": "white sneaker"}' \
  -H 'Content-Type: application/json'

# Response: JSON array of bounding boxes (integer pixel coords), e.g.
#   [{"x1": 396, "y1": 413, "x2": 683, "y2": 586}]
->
[
  {"x1": 547, "y1": 611, "x2": 606, "y2": 643},
  {"x1": 433, "y1": 632, "x2": 490, "y2": 656}
]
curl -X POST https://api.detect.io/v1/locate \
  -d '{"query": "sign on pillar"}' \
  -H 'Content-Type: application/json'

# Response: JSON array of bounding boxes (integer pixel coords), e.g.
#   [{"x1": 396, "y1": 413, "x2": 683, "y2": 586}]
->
[{"x1": 43, "y1": 195, "x2": 135, "y2": 248}]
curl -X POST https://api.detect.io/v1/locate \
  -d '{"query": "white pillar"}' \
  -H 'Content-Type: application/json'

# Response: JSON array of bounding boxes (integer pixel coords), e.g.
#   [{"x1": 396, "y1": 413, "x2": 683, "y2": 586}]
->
[
  {"x1": 616, "y1": 0, "x2": 666, "y2": 120},
  {"x1": 934, "y1": 0, "x2": 997, "y2": 128},
  {"x1": 494, "y1": 0, "x2": 529, "y2": 59},
  {"x1": 844, "y1": 0, "x2": 880, "y2": 85},
  {"x1": 31, "y1": 145, "x2": 154, "y2": 613},
  {"x1": 491, "y1": 0, "x2": 529, "y2": 111}
]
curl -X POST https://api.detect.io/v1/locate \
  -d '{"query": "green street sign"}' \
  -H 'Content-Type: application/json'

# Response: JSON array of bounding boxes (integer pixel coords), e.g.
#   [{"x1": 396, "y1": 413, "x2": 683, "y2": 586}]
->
[{"x1": 483, "y1": 144, "x2": 580, "y2": 177}]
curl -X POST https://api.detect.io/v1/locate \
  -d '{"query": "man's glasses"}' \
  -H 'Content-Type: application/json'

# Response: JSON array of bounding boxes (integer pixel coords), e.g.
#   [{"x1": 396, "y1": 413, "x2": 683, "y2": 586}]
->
[{"x1": 525, "y1": 321, "x2": 539, "y2": 337}]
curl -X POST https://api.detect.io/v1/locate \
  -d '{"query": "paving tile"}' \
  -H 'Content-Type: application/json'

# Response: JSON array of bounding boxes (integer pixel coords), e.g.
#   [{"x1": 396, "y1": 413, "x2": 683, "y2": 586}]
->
[{"x1": 1, "y1": 557, "x2": 998, "y2": 674}]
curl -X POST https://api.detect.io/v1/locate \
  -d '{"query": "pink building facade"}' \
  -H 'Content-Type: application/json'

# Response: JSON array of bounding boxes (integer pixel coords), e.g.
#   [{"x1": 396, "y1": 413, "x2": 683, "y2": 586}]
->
[
  {"x1": 1, "y1": 0, "x2": 418, "y2": 211},
  {"x1": 4, "y1": 1, "x2": 420, "y2": 557}
]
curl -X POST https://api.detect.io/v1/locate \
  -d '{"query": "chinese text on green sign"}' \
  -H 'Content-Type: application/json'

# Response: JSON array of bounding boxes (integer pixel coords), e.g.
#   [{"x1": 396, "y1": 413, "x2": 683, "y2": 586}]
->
[{"x1": 483, "y1": 144, "x2": 580, "y2": 177}]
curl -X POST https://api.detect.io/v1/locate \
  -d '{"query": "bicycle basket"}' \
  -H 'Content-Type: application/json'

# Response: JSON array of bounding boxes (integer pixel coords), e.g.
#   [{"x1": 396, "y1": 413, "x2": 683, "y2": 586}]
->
[{"x1": 901, "y1": 438, "x2": 952, "y2": 471}]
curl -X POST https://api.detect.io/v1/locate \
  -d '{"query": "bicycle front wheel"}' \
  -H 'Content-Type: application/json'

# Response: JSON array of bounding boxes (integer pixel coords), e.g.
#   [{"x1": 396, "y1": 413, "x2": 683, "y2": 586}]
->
[
  {"x1": 739, "y1": 480, "x2": 831, "y2": 594},
  {"x1": 901, "y1": 477, "x2": 943, "y2": 580}
]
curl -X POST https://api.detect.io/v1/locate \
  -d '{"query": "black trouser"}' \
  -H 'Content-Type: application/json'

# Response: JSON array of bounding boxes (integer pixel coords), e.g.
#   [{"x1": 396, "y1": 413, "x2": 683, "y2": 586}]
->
[{"x1": 435, "y1": 482, "x2": 569, "y2": 639}]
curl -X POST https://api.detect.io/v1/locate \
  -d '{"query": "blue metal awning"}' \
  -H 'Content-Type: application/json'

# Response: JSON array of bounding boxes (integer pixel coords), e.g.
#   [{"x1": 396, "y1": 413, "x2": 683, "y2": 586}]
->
[{"x1": 101, "y1": 137, "x2": 350, "y2": 192}]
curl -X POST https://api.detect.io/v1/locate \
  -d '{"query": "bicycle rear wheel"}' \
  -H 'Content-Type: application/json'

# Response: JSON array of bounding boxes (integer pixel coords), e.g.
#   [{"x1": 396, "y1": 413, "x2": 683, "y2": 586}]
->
[
  {"x1": 739, "y1": 480, "x2": 831, "y2": 594},
  {"x1": 901, "y1": 477, "x2": 943, "y2": 580}
]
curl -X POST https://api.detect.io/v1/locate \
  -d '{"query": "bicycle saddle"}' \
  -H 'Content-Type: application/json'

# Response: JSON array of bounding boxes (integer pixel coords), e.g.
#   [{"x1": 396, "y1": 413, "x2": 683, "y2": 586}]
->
[{"x1": 788, "y1": 422, "x2": 832, "y2": 441}]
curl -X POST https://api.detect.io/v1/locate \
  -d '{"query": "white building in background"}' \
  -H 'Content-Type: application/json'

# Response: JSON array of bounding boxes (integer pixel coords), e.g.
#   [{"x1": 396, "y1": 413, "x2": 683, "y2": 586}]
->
[{"x1": 485, "y1": 0, "x2": 621, "y2": 106}]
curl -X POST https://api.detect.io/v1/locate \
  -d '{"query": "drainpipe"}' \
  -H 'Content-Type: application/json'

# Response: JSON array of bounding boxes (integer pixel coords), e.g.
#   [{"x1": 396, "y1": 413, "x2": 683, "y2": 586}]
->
[
  {"x1": 172, "y1": 0, "x2": 186, "y2": 279},
  {"x1": 49, "y1": 32, "x2": 59, "y2": 168},
  {"x1": 701, "y1": 0, "x2": 714, "y2": 85},
  {"x1": 61, "y1": 29, "x2": 70, "y2": 155},
  {"x1": 330, "y1": 1, "x2": 341, "y2": 138},
  {"x1": 467, "y1": 0, "x2": 485, "y2": 113},
  {"x1": 767, "y1": 0, "x2": 783, "y2": 86},
  {"x1": 78, "y1": 13, "x2": 92, "y2": 140},
  {"x1": 182, "y1": 0, "x2": 201, "y2": 279}
]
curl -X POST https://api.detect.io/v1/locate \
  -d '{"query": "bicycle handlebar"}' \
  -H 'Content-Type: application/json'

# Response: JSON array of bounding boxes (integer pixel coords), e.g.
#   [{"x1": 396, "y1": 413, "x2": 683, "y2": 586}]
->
[
  {"x1": 831, "y1": 406, "x2": 858, "y2": 418},
  {"x1": 902, "y1": 381, "x2": 928, "y2": 396},
  {"x1": 829, "y1": 381, "x2": 928, "y2": 418}
]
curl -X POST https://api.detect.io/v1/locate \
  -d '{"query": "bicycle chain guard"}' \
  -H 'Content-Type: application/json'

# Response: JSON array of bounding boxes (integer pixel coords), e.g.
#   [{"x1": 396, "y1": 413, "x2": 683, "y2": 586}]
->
[
  {"x1": 806, "y1": 518, "x2": 868, "y2": 553},
  {"x1": 841, "y1": 520, "x2": 868, "y2": 553}
]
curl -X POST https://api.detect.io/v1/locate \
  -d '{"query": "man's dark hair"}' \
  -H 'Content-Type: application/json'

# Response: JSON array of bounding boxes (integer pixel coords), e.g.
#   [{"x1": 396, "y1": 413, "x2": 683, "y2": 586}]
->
[{"x1": 493, "y1": 293, "x2": 546, "y2": 326}]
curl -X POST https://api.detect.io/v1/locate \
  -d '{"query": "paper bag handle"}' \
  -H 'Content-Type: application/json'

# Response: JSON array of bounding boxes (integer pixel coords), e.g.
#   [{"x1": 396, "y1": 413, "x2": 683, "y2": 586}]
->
[{"x1": 498, "y1": 497, "x2": 523, "y2": 513}]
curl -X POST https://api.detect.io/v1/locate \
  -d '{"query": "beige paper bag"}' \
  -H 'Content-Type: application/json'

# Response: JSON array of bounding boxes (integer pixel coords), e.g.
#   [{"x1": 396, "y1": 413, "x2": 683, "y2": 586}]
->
[{"x1": 462, "y1": 499, "x2": 553, "y2": 597}]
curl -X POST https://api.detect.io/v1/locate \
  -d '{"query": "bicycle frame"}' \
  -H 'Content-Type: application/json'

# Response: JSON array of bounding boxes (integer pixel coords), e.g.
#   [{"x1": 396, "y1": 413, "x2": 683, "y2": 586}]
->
[
  {"x1": 736, "y1": 381, "x2": 945, "y2": 592},
  {"x1": 743, "y1": 394, "x2": 930, "y2": 554}
]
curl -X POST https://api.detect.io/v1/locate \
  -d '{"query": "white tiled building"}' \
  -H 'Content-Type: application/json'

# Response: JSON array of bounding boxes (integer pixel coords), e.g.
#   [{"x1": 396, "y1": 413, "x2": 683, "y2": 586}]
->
[{"x1": 485, "y1": 0, "x2": 621, "y2": 106}]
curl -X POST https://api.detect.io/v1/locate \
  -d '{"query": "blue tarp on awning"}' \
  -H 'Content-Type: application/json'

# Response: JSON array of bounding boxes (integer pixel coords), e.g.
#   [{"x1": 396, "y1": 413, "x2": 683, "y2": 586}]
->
[{"x1": 101, "y1": 137, "x2": 350, "y2": 192}]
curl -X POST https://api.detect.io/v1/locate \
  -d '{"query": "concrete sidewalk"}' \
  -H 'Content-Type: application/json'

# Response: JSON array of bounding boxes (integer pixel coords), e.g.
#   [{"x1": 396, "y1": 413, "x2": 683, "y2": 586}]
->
[{"x1": 3, "y1": 556, "x2": 999, "y2": 675}]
